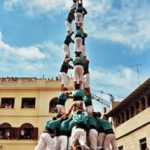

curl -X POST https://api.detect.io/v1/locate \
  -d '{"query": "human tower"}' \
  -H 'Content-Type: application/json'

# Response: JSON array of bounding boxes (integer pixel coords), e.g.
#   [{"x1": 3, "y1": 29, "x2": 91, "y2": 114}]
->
[{"x1": 35, "y1": 0, "x2": 118, "y2": 150}]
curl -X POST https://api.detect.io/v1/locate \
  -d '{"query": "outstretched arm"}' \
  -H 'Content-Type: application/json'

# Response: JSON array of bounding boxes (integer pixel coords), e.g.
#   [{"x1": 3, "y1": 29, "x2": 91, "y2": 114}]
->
[
  {"x1": 83, "y1": 8, "x2": 88, "y2": 15},
  {"x1": 66, "y1": 103, "x2": 75, "y2": 116},
  {"x1": 68, "y1": 64, "x2": 74, "y2": 69}
]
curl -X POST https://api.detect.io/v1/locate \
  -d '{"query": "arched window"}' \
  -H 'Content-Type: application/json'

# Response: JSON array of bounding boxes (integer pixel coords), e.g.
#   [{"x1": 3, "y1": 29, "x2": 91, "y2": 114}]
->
[
  {"x1": 49, "y1": 97, "x2": 58, "y2": 113},
  {"x1": 0, "y1": 123, "x2": 12, "y2": 139},
  {"x1": 19, "y1": 123, "x2": 34, "y2": 140}
]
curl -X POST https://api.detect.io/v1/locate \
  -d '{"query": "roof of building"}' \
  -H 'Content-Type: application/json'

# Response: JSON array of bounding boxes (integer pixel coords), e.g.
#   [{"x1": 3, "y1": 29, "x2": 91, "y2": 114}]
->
[{"x1": 107, "y1": 78, "x2": 150, "y2": 116}]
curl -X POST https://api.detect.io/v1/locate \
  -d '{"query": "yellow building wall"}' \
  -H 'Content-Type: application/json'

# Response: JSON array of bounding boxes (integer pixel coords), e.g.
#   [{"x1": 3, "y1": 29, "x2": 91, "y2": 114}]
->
[
  {"x1": 114, "y1": 108, "x2": 150, "y2": 138},
  {"x1": 0, "y1": 140, "x2": 37, "y2": 150},
  {"x1": 114, "y1": 107, "x2": 150, "y2": 149},
  {"x1": 0, "y1": 78, "x2": 73, "y2": 150},
  {"x1": 117, "y1": 125, "x2": 150, "y2": 149}
]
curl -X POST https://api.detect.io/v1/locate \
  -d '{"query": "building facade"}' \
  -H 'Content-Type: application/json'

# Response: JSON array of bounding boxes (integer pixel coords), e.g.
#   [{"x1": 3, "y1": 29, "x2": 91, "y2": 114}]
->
[
  {"x1": 0, "y1": 77, "x2": 73, "y2": 150},
  {"x1": 107, "y1": 78, "x2": 150, "y2": 150}
]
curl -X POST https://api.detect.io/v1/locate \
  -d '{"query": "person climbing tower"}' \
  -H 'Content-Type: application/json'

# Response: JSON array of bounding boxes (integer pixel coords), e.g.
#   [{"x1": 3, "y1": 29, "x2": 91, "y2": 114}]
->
[
  {"x1": 81, "y1": 32, "x2": 88, "y2": 56},
  {"x1": 83, "y1": 91, "x2": 93, "y2": 115},
  {"x1": 63, "y1": 32, "x2": 74, "y2": 57},
  {"x1": 65, "y1": 8, "x2": 75, "y2": 34},
  {"x1": 75, "y1": 0, "x2": 87, "y2": 27},
  {"x1": 56, "y1": 91, "x2": 69, "y2": 115},
  {"x1": 74, "y1": 26, "x2": 84, "y2": 53},
  {"x1": 71, "y1": 0, "x2": 79, "y2": 10},
  {"x1": 83, "y1": 56, "x2": 90, "y2": 93},
  {"x1": 73, "y1": 51, "x2": 84, "y2": 89},
  {"x1": 59, "y1": 55, "x2": 73, "y2": 91}
]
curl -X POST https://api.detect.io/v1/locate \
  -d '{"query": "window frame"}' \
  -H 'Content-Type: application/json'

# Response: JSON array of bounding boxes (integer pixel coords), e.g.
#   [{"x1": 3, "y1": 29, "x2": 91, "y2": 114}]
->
[
  {"x1": 21, "y1": 97, "x2": 36, "y2": 108},
  {"x1": 139, "y1": 137, "x2": 147, "y2": 150},
  {"x1": 0, "y1": 98, "x2": 15, "y2": 108}
]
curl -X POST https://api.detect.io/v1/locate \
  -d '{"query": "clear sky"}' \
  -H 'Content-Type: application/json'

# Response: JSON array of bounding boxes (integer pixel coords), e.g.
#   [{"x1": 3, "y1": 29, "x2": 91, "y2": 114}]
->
[{"x1": 0, "y1": 0, "x2": 150, "y2": 105}]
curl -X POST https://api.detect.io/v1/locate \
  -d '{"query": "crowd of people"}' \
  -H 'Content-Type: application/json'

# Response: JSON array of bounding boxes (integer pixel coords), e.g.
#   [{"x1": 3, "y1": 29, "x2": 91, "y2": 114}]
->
[{"x1": 35, "y1": 0, "x2": 118, "y2": 149}]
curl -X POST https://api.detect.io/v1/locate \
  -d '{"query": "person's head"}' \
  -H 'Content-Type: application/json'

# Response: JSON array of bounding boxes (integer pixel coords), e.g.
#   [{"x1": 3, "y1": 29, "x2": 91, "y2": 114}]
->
[
  {"x1": 65, "y1": 55, "x2": 69, "y2": 59},
  {"x1": 76, "y1": 109, "x2": 82, "y2": 114},
  {"x1": 75, "y1": 51, "x2": 81, "y2": 57},
  {"x1": 46, "y1": 127, "x2": 54, "y2": 135},
  {"x1": 78, "y1": 0, "x2": 83, "y2": 5},
  {"x1": 85, "y1": 88, "x2": 90, "y2": 96},
  {"x1": 74, "y1": 83, "x2": 80, "y2": 90},
  {"x1": 63, "y1": 116, "x2": 69, "y2": 121},
  {"x1": 76, "y1": 25, "x2": 82, "y2": 30},
  {"x1": 70, "y1": 8, "x2": 75, "y2": 13},
  {"x1": 102, "y1": 114, "x2": 108, "y2": 120},
  {"x1": 52, "y1": 117, "x2": 57, "y2": 120},
  {"x1": 96, "y1": 112, "x2": 102, "y2": 118},
  {"x1": 65, "y1": 92, "x2": 70, "y2": 97},
  {"x1": 67, "y1": 31, "x2": 74, "y2": 36},
  {"x1": 93, "y1": 112, "x2": 98, "y2": 118},
  {"x1": 56, "y1": 114, "x2": 62, "y2": 118}
]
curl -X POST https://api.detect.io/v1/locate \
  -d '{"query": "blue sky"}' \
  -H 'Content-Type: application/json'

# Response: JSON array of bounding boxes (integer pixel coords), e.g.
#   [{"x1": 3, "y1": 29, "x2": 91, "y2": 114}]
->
[{"x1": 0, "y1": 0, "x2": 150, "y2": 104}]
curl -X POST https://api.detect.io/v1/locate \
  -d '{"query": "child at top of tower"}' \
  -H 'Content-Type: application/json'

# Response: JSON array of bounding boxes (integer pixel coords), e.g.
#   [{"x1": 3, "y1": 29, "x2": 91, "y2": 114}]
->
[
  {"x1": 60, "y1": 55, "x2": 73, "y2": 91},
  {"x1": 75, "y1": 0, "x2": 87, "y2": 27},
  {"x1": 76, "y1": 0, "x2": 87, "y2": 15},
  {"x1": 71, "y1": 0, "x2": 79, "y2": 10},
  {"x1": 65, "y1": 8, "x2": 75, "y2": 34},
  {"x1": 63, "y1": 32, "x2": 74, "y2": 57}
]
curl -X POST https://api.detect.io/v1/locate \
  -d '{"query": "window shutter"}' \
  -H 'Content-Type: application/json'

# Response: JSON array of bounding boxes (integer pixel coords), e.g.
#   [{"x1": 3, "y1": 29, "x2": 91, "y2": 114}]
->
[
  {"x1": 33, "y1": 128, "x2": 38, "y2": 140},
  {"x1": 13, "y1": 128, "x2": 20, "y2": 139}
]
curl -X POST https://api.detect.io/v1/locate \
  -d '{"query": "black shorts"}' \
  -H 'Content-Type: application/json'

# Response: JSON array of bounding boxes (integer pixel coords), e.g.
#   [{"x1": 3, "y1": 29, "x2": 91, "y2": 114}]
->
[
  {"x1": 105, "y1": 129, "x2": 114, "y2": 134},
  {"x1": 75, "y1": 34, "x2": 82, "y2": 38}
]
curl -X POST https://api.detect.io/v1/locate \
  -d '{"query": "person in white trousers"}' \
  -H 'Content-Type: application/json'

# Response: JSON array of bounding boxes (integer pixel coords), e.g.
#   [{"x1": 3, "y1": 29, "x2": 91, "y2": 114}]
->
[
  {"x1": 63, "y1": 32, "x2": 74, "y2": 57},
  {"x1": 70, "y1": 110, "x2": 88, "y2": 150},
  {"x1": 83, "y1": 93, "x2": 93, "y2": 115},
  {"x1": 56, "y1": 92, "x2": 69, "y2": 115},
  {"x1": 60, "y1": 55, "x2": 73, "y2": 91},
  {"x1": 102, "y1": 115, "x2": 118, "y2": 150},
  {"x1": 75, "y1": 0, "x2": 87, "y2": 27},
  {"x1": 65, "y1": 8, "x2": 75, "y2": 34},
  {"x1": 74, "y1": 26, "x2": 84, "y2": 52},
  {"x1": 97, "y1": 112, "x2": 106, "y2": 150},
  {"x1": 83, "y1": 56, "x2": 90, "y2": 93},
  {"x1": 81, "y1": 33, "x2": 88, "y2": 56},
  {"x1": 73, "y1": 51, "x2": 84, "y2": 88},
  {"x1": 71, "y1": 0, "x2": 78, "y2": 10},
  {"x1": 34, "y1": 129, "x2": 55, "y2": 150},
  {"x1": 57, "y1": 117, "x2": 72, "y2": 150},
  {"x1": 87, "y1": 112, "x2": 98, "y2": 150}
]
